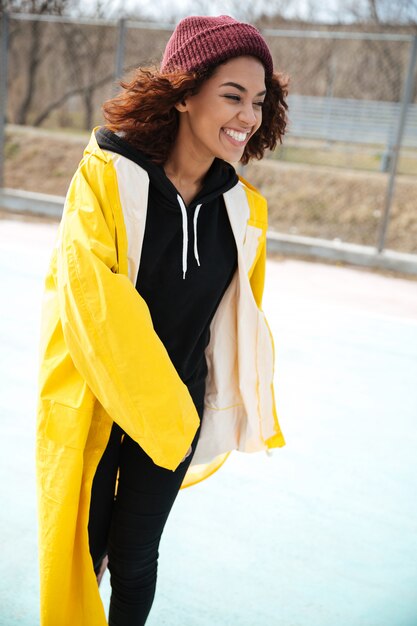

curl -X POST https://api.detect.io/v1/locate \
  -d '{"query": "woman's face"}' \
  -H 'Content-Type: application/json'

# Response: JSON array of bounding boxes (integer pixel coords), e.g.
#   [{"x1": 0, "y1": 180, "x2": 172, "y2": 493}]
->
[{"x1": 175, "y1": 55, "x2": 266, "y2": 164}]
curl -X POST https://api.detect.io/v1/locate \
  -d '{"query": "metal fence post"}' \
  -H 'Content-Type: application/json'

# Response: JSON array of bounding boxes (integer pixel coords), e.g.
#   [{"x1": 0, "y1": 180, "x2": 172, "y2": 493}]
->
[
  {"x1": 0, "y1": 11, "x2": 9, "y2": 189},
  {"x1": 377, "y1": 35, "x2": 417, "y2": 253},
  {"x1": 114, "y1": 17, "x2": 126, "y2": 85}
]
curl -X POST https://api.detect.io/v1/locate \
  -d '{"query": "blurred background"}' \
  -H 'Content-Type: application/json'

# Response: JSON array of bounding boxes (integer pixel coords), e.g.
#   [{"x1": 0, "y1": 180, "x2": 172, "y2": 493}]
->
[
  {"x1": 1, "y1": 2, "x2": 417, "y2": 625},
  {"x1": 0, "y1": 0, "x2": 416, "y2": 256}
]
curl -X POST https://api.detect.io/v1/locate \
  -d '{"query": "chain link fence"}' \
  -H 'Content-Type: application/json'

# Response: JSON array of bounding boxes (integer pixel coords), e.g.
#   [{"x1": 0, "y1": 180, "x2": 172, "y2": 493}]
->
[
  {"x1": 249, "y1": 28, "x2": 417, "y2": 255},
  {"x1": 1, "y1": 13, "x2": 416, "y2": 256}
]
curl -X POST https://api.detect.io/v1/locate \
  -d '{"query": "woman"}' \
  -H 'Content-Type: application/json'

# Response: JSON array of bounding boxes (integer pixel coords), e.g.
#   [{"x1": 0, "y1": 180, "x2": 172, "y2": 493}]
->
[{"x1": 36, "y1": 14, "x2": 287, "y2": 626}]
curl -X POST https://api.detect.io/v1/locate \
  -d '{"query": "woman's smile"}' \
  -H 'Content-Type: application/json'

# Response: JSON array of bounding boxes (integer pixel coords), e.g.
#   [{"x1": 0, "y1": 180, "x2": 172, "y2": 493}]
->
[{"x1": 221, "y1": 127, "x2": 252, "y2": 146}]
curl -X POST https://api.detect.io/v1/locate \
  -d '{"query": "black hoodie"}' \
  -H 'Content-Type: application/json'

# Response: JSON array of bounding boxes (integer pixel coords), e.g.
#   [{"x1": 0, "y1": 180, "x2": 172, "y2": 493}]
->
[{"x1": 96, "y1": 127, "x2": 239, "y2": 411}]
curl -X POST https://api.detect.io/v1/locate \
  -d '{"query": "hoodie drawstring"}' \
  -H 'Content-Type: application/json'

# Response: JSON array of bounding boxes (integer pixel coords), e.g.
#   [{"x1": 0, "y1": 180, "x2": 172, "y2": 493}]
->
[
  {"x1": 177, "y1": 195, "x2": 202, "y2": 279},
  {"x1": 193, "y1": 204, "x2": 202, "y2": 267},
  {"x1": 178, "y1": 195, "x2": 188, "y2": 279}
]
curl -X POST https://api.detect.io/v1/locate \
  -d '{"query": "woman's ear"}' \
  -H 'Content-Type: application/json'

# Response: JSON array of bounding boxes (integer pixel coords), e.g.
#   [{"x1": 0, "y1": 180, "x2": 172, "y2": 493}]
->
[{"x1": 175, "y1": 99, "x2": 188, "y2": 113}]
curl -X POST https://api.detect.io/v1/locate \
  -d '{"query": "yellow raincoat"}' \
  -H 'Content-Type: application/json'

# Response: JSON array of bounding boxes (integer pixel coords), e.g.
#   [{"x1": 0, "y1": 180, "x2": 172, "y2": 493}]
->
[{"x1": 36, "y1": 129, "x2": 285, "y2": 625}]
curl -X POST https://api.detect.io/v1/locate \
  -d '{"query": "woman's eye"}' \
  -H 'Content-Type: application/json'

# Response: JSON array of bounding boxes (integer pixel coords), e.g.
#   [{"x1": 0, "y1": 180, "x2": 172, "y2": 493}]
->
[{"x1": 223, "y1": 94, "x2": 264, "y2": 108}]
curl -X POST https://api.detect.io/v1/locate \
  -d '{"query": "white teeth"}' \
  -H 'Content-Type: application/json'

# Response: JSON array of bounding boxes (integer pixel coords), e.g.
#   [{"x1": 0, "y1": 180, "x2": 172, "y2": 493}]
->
[{"x1": 223, "y1": 128, "x2": 249, "y2": 142}]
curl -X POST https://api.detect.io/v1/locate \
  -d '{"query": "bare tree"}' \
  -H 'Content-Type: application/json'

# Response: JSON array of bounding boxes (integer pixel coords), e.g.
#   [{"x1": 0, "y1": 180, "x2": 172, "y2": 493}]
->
[
  {"x1": 5, "y1": 0, "x2": 126, "y2": 128},
  {"x1": 345, "y1": 0, "x2": 417, "y2": 27},
  {"x1": 5, "y1": 0, "x2": 78, "y2": 125},
  {"x1": 56, "y1": 17, "x2": 115, "y2": 129}
]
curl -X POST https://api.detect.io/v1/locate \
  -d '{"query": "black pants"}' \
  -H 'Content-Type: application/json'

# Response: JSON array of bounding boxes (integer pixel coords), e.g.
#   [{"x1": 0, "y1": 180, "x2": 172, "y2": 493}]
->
[{"x1": 88, "y1": 412, "x2": 202, "y2": 626}]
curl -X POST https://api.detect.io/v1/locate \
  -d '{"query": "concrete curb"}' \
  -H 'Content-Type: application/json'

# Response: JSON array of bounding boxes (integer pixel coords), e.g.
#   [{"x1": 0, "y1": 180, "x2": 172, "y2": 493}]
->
[
  {"x1": 0, "y1": 187, "x2": 64, "y2": 218},
  {"x1": 1, "y1": 188, "x2": 417, "y2": 276},
  {"x1": 267, "y1": 231, "x2": 417, "y2": 276}
]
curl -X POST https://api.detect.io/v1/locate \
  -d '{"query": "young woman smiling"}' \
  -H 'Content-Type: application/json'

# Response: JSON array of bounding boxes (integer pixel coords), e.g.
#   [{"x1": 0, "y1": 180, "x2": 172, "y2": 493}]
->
[{"x1": 36, "y1": 14, "x2": 288, "y2": 626}]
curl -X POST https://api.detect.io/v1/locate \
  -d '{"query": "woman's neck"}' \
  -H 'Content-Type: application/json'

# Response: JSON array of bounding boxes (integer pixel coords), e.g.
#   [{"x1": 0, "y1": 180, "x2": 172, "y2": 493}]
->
[{"x1": 164, "y1": 143, "x2": 214, "y2": 206}]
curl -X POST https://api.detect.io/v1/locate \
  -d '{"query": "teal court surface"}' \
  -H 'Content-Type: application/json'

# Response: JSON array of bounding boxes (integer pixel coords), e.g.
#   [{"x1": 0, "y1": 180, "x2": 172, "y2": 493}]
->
[{"x1": 1, "y1": 215, "x2": 417, "y2": 626}]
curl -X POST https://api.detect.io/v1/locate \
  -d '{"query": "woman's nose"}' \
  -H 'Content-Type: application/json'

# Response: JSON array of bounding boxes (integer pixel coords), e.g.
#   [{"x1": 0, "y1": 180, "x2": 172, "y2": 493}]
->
[{"x1": 238, "y1": 102, "x2": 258, "y2": 126}]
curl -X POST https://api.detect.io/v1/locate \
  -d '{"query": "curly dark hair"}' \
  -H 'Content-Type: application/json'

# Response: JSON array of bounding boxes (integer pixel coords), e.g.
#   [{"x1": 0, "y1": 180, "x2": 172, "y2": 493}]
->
[{"x1": 103, "y1": 63, "x2": 288, "y2": 165}]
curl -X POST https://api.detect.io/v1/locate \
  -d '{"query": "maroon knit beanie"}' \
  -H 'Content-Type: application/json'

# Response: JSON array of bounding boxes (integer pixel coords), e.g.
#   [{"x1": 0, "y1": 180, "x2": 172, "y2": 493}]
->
[{"x1": 161, "y1": 15, "x2": 273, "y2": 77}]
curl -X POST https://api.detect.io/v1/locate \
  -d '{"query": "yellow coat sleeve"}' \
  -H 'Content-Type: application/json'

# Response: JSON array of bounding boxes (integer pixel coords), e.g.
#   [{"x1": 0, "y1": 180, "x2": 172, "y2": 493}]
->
[{"x1": 56, "y1": 155, "x2": 199, "y2": 470}]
